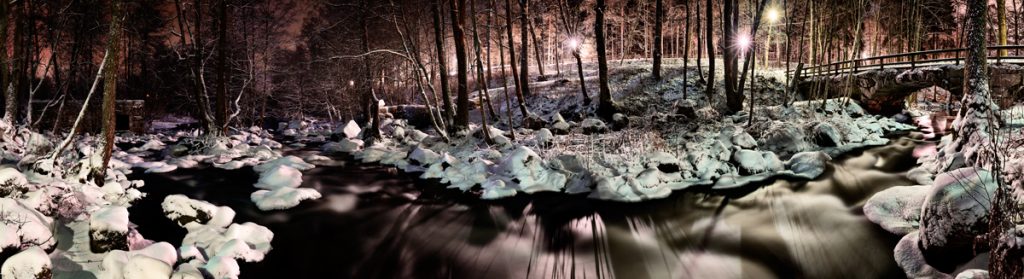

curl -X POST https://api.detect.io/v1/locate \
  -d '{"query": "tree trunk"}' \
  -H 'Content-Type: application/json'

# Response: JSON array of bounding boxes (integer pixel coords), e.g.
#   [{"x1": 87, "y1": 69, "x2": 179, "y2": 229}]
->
[
  {"x1": 216, "y1": 0, "x2": 229, "y2": 134},
  {"x1": 997, "y1": 0, "x2": 1008, "y2": 56},
  {"x1": 723, "y1": 0, "x2": 743, "y2": 114},
  {"x1": 704, "y1": 0, "x2": 715, "y2": 103},
  {"x1": 504, "y1": 0, "x2": 529, "y2": 116},
  {"x1": 96, "y1": 0, "x2": 123, "y2": 185},
  {"x1": 360, "y1": 0, "x2": 381, "y2": 140},
  {"x1": 595, "y1": 0, "x2": 615, "y2": 119},
  {"x1": 518, "y1": 0, "x2": 532, "y2": 97},
  {"x1": 528, "y1": 18, "x2": 545, "y2": 78},
  {"x1": 432, "y1": 0, "x2": 456, "y2": 126},
  {"x1": 0, "y1": 0, "x2": 9, "y2": 124},
  {"x1": 451, "y1": 0, "x2": 471, "y2": 130},
  {"x1": 683, "y1": 0, "x2": 690, "y2": 98},
  {"x1": 652, "y1": 0, "x2": 663, "y2": 80}
]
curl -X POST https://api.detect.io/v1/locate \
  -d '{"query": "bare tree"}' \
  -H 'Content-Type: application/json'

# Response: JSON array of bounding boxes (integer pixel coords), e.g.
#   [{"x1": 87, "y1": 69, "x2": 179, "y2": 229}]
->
[
  {"x1": 652, "y1": 0, "x2": 663, "y2": 80},
  {"x1": 595, "y1": 0, "x2": 616, "y2": 119},
  {"x1": 432, "y1": 0, "x2": 455, "y2": 127},
  {"x1": 556, "y1": 0, "x2": 590, "y2": 106},
  {"x1": 451, "y1": 0, "x2": 471, "y2": 130}
]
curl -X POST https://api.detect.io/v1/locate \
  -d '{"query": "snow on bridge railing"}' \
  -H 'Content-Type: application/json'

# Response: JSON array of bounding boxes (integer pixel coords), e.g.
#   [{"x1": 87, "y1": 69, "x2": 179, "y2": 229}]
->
[{"x1": 791, "y1": 45, "x2": 1024, "y2": 78}]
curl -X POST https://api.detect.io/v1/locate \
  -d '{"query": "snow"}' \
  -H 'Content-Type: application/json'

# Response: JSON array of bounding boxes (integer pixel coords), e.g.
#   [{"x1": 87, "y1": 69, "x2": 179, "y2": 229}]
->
[
  {"x1": 0, "y1": 198, "x2": 55, "y2": 251},
  {"x1": 955, "y1": 270, "x2": 989, "y2": 279},
  {"x1": 339, "y1": 120, "x2": 361, "y2": 139},
  {"x1": 254, "y1": 165, "x2": 303, "y2": 190},
  {"x1": 203, "y1": 256, "x2": 240, "y2": 279},
  {"x1": 731, "y1": 150, "x2": 784, "y2": 175},
  {"x1": 250, "y1": 187, "x2": 322, "y2": 210},
  {"x1": 0, "y1": 246, "x2": 51, "y2": 279},
  {"x1": 496, "y1": 146, "x2": 567, "y2": 194},
  {"x1": 91, "y1": 206, "x2": 130, "y2": 234},
  {"x1": 122, "y1": 255, "x2": 173, "y2": 279},
  {"x1": 162, "y1": 195, "x2": 218, "y2": 228}
]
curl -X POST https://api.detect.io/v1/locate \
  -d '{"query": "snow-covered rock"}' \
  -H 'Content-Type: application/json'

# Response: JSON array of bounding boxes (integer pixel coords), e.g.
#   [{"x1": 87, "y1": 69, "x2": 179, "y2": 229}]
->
[
  {"x1": 535, "y1": 129, "x2": 554, "y2": 148},
  {"x1": 250, "y1": 187, "x2": 322, "y2": 211},
  {"x1": 254, "y1": 165, "x2": 303, "y2": 190},
  {"x1": 759, "y1": 121, "x2": 810, "y2": 155},
  {"x1": 550, "y1": 113, "x2": 571, "y2": 135},
  {"x1": 863, "y1": 185, "x2": 929, "y2": 235},
  {"x1": 731, "y1": 131, "x2": 757, "y2": 150},
  {"x1": 920, "y1": 168, "x2": 997, "y2": 253},
  {"x1": 611, "y1": 113, "x2": 629, "y2": 131},
  {"x1": 731, "y1": 150, "x2": 783, "y2": 175},
  {"x1": 253, "y1": 156, "x2": 315, "y2": 173},
  {"x1": 162, "y1": 195, "x2": 218, "y2": 228},
  {"x1": 0, "y1": 167, "x2": 29, "y2": 197},
  {"x1": 581, "y1": 118, "x2": 608, "y2": 134},
  {"x1": 123, "y1": 255, "x2": 173, "y2": 279},
  {"x1": 480, "y1": 179, "x2": 517, "y2": 200},
  {"x1": 496, "y1": 147, "x2": 566, "y2": 194},
  {"x1": 590, "y1": 174, "x2": 671, "y2": 202},
  {"x1": 339, "y1": 120, "x2": 362, "y2": 139},
  {"x1": 955, "y1": 269, "x2": 989, "y2": 279},
  {"x1": 812, "y1": 122, "x2": 843, "y2": 147},
  {"x1": 91, "y1": 205, "x2": 130, "y2": 253},
  {"x1": 0, "y1": 246, "x2": 51, "y2": 279}
]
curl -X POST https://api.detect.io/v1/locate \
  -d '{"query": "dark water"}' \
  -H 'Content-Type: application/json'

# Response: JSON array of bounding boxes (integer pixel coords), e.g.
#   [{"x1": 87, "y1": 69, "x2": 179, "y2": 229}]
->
[{"x1": 126, "y1": 134, "x2": 931, "y2": 279}]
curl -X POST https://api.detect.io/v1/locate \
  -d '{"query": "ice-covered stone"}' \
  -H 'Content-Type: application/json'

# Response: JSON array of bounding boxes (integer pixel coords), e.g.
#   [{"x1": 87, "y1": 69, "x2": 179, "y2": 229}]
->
[
  {"x1": 340, "y1": 120, "x2": 361, "y2": 139},
  {"x1": 91, "y1": 205, "x2": 130, "y2": 253},
  {"x1": 496, "y1": 146, "x2": 567, "y2": 193},
  {"x1": 250, "y1": 187, "x2": 322, "y2": 211}
]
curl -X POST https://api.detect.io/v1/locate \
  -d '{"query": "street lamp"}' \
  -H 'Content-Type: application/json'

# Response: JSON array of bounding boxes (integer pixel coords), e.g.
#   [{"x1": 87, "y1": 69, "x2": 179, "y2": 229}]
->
[{"x1": 566, "y1": 38, "x2": 581, "y2": 50}]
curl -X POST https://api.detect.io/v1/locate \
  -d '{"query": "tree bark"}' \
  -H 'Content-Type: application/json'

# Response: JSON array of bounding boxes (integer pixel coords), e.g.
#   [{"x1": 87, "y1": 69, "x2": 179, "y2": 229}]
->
[
  {"x1": 96, "y1": 0, "x2": 124, "y2": 185},
  {"x1": 0, "y1": 0, "x2": 9, "y2": 124},
  {"x1": 704, "y1": 0, "x2": 715, "y2": 103},
  {"x1": 216, "y1": 0, "x2": 229, "y2": 134},
  {"x1": 518, "y1": 0, "x2": 533, "y2": 97},
  {"x1": 360, "y1": 0, "x2": 381, "y2": 140},
  {"x1": 652, "y1": 0, "x2": 663, "y2": 80},
  {"x1": 451, "y1": 0, "x2": 471, "y2": 130},
  {"x1": 432, "y1": 0, "x2": 456, "y2": 127},
  {"x1": 504, "y1": 0, "x2": 529, "y2": 116}
]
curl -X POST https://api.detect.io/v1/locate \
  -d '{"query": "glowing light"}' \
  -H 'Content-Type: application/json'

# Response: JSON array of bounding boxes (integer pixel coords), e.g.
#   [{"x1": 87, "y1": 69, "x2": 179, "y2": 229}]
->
[
  {"x1": 566, "y1": 38, "x2": 581, "y2": 50},
  {"x1": 736, "y1": 35, "x2": 752, "y2": 50},
  {"x1": 766, "y1": 8, "x2": 781, "y2": 23},
  {"x1": 349, "y1": 80, "x2": 355, "y2": 86}
]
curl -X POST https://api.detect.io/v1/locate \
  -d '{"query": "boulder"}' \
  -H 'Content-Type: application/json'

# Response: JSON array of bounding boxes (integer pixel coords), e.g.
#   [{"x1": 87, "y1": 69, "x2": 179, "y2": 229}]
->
[
  {"x1": 919, "y1": 168, "x2": 997, "y2": 270},
  {"x1": 785, "y1": 151, "x2": 831, "y2": 179},
  {"x1": 676, "y1": 100, "x2": 698, "y2": 119},
  {"x1": 91, "y1": 206, "x2": 130, "y2": 253},
  {"x1": 759, "y1": 121, "x2": 809, "y2": 156},
  {"x1": 581, "y1": 118, "x2": 608, "y2": 134},
  {"x1": 535, "y1": 129, "x2": 554, "y2": 148},
  {"x1": 611, "y1": 113, "x2": 630, "y2": 131},
  {"x1": 0, "y1": 247, "x2": 52, "y2": 279},
  {"x1": 863, "y1": 185, "x2": 929, "y2": 235},
  {"x1": 812, "y1": 122, "x2": 844, "y2": 147},
  {"x1": 894, "y1": 231, "x2": 952, "y2": 279},
  {"x1": 731, "y1": 150, "x2": 784, "y2": 175}
]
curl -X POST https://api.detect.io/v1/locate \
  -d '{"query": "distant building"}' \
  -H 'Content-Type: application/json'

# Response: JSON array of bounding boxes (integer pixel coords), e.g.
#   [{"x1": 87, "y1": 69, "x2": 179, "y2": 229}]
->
[{"x1": 31, "y1": 100, "x2": 147, "y2": 134}]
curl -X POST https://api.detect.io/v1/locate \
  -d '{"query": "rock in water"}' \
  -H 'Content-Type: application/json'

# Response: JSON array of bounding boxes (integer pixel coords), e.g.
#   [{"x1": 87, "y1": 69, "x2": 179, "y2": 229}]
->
[
  {"x1": 759, "y1": 121, "x2": 809, "y2": 156},
  {"x1": 812, "y1": 122, "x2": 844, "y2": 147},
  {"x1": 863, "y1": 185, "x2": 930, "y2": 235},
  {"x1": 894, "y1": 231, "x2": 952, "y2": 279},
  {"x1": 731, "y1": 150, "x2": 784, "y2": 175},
  {"x1": 785, "y1": 151, "x2": 832, "y2": 179},
  {"x1": 91, "y1": 206, "x2": 130, "y2": 253},
  {"x1": 919, "y1": 168, "x2": 997, "y2": 270}
]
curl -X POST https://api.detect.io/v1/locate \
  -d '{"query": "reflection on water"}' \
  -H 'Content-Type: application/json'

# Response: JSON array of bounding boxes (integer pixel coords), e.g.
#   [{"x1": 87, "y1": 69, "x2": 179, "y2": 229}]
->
[{"x1": 128, "y1": 135, "x2": 933, "y2": 279}]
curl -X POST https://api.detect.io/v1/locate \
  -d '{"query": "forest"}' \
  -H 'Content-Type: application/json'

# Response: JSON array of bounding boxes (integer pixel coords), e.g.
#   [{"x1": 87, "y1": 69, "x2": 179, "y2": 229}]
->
[{"x1": 0, "y1": 0, "x2": 1022, "y2": 278}]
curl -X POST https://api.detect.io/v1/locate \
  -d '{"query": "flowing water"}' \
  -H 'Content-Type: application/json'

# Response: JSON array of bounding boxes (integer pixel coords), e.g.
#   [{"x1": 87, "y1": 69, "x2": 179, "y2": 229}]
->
[{"x1": 127, "y1": 129, "x2": 940, "y2": 279}]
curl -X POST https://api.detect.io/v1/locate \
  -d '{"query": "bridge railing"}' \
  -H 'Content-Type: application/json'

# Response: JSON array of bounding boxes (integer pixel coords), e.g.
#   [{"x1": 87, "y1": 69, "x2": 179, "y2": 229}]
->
[{"x1": 792, "y1": 45, "x2": 1024, "y2": 77}]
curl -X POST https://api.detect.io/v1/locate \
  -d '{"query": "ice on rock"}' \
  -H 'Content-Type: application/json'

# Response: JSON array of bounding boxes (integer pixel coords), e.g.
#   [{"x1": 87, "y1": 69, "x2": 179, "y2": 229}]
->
[
  {"x1": 254, "y1": 165, "x2": 303, "y2": 190},
  {"x1": 731, "y1": 150, "x2": 784, "y2": 175},
  {"x1": 251, "y1": 187, "x2": 322, "y2": 210},
  {"x1": 920, "y1": 168, "x2": 997, "y2": 253},
  {"x1": 784, "y1": 151, "x2": 832, "y2": 179},
  {"x1": 863, "y1": 185, "x2": 929, "y2": 235},
  {"x1": 496, "y1": 146, "x2": 567, "y2": 193},
  {"x1": 894, "y1": 231, "x2": 951, "y2": 279},
  {"x1": 0, "y1": 246, "x2": 51, "y2": 279}
]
